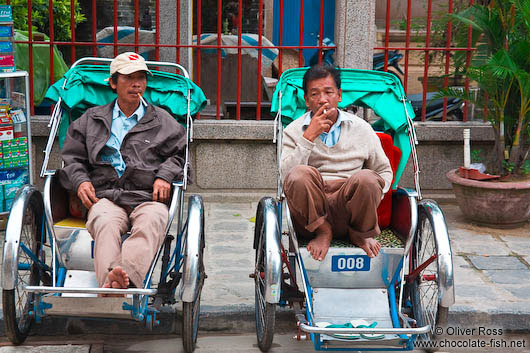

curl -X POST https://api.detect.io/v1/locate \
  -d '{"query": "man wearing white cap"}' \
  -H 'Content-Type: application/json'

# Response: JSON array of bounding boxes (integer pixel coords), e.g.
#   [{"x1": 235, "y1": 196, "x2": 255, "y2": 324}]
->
[{"x1": 60, "y1": 52, "x2": 187, "y2": 291}]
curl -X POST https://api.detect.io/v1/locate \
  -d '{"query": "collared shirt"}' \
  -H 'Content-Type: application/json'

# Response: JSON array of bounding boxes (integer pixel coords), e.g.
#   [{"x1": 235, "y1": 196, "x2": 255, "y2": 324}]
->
[
  {"x1": 303, "y1": 110, "x2": 353, "y2": 147},
  {"x1": 100, "y1": 100, "x2": 146, "y2": 177}
]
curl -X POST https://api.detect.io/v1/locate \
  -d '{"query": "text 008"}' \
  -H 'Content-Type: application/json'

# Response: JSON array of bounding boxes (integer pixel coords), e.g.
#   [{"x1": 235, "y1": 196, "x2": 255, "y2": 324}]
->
[{"x1": 331, "y1": 255, "x2": 370, "y2": 272}]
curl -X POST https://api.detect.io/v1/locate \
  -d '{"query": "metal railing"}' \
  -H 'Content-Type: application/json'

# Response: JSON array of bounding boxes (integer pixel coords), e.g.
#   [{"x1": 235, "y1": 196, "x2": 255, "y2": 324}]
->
[{"x1": 10, "y1": 0, "x2": 478, "y2": 121}]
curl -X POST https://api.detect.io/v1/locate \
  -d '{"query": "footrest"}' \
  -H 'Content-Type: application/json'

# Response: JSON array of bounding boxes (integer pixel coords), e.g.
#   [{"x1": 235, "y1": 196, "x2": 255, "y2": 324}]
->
[
  {"x1": 43, "y1": 297, "x2": 134, "y2": 319},
  {"x1": 24, "y1": 285, "x2": 156, "y2": 296}
]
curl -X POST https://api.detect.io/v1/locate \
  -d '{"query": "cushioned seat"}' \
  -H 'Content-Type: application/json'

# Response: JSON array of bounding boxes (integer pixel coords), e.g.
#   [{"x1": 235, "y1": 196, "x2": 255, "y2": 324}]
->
[{"x1": 376, "y1": 133, "x2": 401, "y2": 229}]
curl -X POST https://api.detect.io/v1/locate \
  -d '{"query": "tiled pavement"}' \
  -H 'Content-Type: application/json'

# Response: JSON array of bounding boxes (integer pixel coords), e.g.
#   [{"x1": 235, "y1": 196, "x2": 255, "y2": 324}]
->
[
  {"x1": 1, "y1": 199, "x2": 530, "y2": 335},
  {"x1": 201, "y1": 200, "x2": 530, "y2": 329}
]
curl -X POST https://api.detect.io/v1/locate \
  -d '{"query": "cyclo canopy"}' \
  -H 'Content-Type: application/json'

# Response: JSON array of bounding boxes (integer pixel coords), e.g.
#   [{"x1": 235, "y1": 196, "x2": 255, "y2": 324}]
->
[
  {"x1": 44, "y1": 64, "x2": 207, "y2": 147},
  {"x1": 270, "y1": 68, "x2": 417, "y2": 189}
]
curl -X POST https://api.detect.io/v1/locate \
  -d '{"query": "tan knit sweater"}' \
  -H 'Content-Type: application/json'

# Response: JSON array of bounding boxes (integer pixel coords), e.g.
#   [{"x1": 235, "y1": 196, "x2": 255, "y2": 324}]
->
[{"x1": 281, "y1": 110, "x2": 393, "y2": 194}]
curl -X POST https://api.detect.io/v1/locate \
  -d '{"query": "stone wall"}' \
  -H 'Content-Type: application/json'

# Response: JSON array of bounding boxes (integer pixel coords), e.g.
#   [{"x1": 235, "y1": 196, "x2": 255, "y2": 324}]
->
[{"x1": 30, "y1": 117, "x2": 494, "y2": 202}]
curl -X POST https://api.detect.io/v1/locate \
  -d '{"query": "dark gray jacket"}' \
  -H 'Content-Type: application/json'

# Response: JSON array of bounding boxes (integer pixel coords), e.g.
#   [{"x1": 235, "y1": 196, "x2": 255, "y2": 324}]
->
[{"x1": 59, "y1": 101, "x2": 187, "y2": 208}]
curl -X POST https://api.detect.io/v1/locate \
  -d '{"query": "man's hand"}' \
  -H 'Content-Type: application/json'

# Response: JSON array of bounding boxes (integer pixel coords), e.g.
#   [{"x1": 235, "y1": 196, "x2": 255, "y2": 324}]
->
[
  {"x1": 153, "y1": 178, "x2": 171, "y2": 203},
  {"x1": 302, "y1": 104, "x2": 337, "y2": 142},
  {"x1": 77, "y1": 181, "x2": 99, "y2": 209}
]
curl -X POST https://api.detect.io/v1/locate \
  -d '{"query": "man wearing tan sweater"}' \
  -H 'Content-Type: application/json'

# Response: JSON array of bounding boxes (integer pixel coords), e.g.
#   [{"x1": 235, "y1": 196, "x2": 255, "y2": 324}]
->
[{"x1": 281, "y1": 64, "x2": 393, "y2": 261}]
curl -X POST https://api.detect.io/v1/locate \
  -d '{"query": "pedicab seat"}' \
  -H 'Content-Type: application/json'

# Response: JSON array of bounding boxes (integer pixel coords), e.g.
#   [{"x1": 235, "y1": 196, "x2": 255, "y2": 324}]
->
[{"x1": 376, "y1": 132, "x2": 401, "y2": 229}]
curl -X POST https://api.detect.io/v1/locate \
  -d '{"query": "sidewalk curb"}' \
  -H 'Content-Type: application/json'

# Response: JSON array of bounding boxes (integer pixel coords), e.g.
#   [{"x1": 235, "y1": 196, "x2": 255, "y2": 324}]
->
[
  {"x1": 449, "y1": 307, "x2": 530, "y2": 331},
  {"x1": 1, "y1": 305, "x2": 529, "y2": 339}
]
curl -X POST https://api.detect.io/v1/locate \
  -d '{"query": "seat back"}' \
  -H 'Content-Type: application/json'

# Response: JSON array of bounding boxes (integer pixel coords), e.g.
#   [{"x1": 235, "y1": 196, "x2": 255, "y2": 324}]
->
[{"x1": 376, "y1": 133, "x2": 401, "y2": 229}]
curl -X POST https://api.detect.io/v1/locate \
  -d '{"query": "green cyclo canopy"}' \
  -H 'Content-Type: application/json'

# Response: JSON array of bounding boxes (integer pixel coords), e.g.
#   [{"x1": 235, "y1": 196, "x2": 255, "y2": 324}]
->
[
  {"x1": 44, "y1": 64, "x2": 207, "y2": 147},
  {"x1": 271, "y1": 68, "x2": 416, "y2": 189}
]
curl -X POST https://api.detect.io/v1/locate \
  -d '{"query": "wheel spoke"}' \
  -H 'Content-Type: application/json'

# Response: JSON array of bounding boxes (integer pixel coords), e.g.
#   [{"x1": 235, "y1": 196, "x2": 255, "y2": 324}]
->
[{"x1": 412, "y1": 211, "x2": 442, "y2": 340}]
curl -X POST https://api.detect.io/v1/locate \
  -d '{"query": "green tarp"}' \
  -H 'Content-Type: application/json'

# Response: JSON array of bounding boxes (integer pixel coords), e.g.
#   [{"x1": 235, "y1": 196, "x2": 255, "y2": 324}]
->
[
  {"x1": 14, "y1": 31, "x2": 69, "y2": 106},
  {"x1": 44, "y1": 64, "x2": 207, "y2": 147},
  {"x1": 270, "y1": 68, "x2": 415, "y2": 189}
]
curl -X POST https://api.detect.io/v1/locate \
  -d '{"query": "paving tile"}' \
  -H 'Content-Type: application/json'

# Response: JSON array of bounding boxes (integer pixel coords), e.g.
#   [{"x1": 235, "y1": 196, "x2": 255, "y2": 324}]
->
[
  {"x1": 455, "y1": 284, "x2": 499, "y2": 300},
  {"x1": 451, "y1": 238, "x2": 511, "y2": 256},
  {"x1": 468, "y1": 256, "x2": 527, "y2": 270},
  {"x1": 500, "y1": 235, "x2": 530, "y2": 256},
  {"x1": 483, "y1": 270, "x2": 530, "y2": 284},
  {"x1": 449, "y1": 229, "x2": 493, "y2": 243},
  {"x1": 453, "y1": 255, "x2": 488, "y2": 285},
  {"x1": 204, "y1": 231, "x2": 254, "y2": 242},
  {"x1": 208, "y1": 209, "x2": 255, "y2": 218},
  {"x1": 207, "y1": 221, "x2": 252, "y2": 232},
  {"x1": 501, "y1": 286, "x2": 530, "y2": 300}
]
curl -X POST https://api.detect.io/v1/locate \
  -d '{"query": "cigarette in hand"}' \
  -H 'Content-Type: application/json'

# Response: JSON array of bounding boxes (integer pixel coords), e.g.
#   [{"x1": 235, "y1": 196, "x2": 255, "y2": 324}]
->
[
  {"x1": 138, "y1": 92, "x2": 147, "y2": 106},
  {"x1": 324, "y1": 109, "x2": 328, "y2": 114}
]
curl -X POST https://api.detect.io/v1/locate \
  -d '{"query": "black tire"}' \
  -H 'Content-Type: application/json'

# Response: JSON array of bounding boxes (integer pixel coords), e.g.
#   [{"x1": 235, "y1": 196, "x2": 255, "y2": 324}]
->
[
  {"x1": 182, "y1": 284, "x2": 202, "y2": 353},
  {"x1": 2, "y1": 193, "x2": 44, "y2": 344},
  {"x1": 409, "y1": 208, "x2": 448, "y2": 344},
  {"x1": 254, "y1": 198, "x2": 276, "y2": 352},
  {"x1": 182, "y1": 196, "x2": 205, "y2": 353}
]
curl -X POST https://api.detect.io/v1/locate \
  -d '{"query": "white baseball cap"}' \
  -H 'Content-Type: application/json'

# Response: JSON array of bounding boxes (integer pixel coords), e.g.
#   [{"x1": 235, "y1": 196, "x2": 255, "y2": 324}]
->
[{"x1": 109, "y1": 52, "x2": 152, "y2": 76}]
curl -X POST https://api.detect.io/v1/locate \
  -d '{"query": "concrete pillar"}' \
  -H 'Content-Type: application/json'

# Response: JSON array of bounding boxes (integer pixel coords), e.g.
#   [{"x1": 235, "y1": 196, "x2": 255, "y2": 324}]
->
[
  {"x1": 159, "y1": 0, "x2": 192, "y2": 74},
  {"x1": 334, "y1": 0, "x2": 375, "y2": 70}
]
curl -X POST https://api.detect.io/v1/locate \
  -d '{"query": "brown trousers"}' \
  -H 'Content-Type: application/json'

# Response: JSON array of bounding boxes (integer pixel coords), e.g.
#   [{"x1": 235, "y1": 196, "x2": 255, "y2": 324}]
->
[
  {"x1": 86, "y1": 198, "x2": 168, "y2": 287},
  {"x1": 283, "y1": 165, "x2": 384, "y2": 242}
]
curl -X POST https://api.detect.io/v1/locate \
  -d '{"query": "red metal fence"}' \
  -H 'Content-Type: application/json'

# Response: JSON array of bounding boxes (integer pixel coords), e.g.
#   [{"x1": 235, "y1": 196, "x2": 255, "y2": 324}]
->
[{"x1": 10, "y1": 0, "x2": 477, "y2": 121}]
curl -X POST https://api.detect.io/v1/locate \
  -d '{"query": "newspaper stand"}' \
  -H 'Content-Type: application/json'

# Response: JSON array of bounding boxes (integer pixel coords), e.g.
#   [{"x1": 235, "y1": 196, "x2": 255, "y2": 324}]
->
[{"x1": 0, "y1": 70, "x2": 32, "y2": 214}]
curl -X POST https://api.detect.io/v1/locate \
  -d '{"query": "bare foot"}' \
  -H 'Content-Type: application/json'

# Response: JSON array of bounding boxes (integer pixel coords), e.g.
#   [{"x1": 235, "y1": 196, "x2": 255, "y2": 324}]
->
[
  {"x1": 99, "y1": 266, "x2": 130, "y2": 297},
  {"x1": 351, "y1": 237, "x2": 381, "y2": 258},
  {"x1": 307, "y1": 232, "x2": 332, "y2": 261},
  {"x1": 107, "y1": 266, "x2": 130, "y2": 288}
]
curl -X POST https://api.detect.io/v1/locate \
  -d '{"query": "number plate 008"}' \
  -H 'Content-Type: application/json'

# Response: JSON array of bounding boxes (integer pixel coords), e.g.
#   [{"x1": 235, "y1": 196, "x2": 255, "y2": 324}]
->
[{"x1": 331, "y1": 255, "x2": 370, "y2": 272}]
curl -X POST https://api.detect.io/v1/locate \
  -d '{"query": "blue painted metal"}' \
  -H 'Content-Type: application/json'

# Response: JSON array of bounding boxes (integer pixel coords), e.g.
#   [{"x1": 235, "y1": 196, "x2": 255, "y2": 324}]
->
[
  {"x1": 388, "y1": 258, "x2": 410, "y2": 342},
  {"x1": 56, "y1": 267, "x2": 67, "y2": 288},
  {"x1": 307, "y1": 257, "x2": 414, "y2": 351},
  {"x1": 122, "y1": 296, "x2": 159, "y2": 326},
  {"x1": 162, "y1": 222, "x2": 185, "y2": 280},
  {"x1": 272, "y1": 0, "x2": 335, "y2": 65},
  {"x1": 17, "y1": 263, "x2": 30, "y2": 270},
  {"x1": 314, "y1": 347, "x2": 412, "y2": 351},
  {"x1": 31, "y1": 296, "x2": 52, "y2": 324},
  {"x1": 19, "y1": 242, "x2": 41, "y2": 269}
]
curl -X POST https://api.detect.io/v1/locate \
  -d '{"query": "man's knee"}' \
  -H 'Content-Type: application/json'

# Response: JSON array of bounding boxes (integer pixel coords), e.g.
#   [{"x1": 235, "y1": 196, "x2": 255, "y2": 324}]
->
[
  {"x1": 346, "y1": 170, "x2": 385, "y2": 196},
  {"x1": 284, "y1": 165, "x2": 322, "y2": 193},
  {"x1": 130, "y1": 202, "x2": 169, "y2": 234},
  {"x1": 87, "y1": 199, "x2": 128, "y2": 234}
]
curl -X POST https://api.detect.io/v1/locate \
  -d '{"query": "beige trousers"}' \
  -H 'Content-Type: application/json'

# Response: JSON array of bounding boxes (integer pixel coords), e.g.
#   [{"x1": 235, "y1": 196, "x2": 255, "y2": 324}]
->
[
  {"x1": 86, "y1": 198, "x2": 168, "y2": 287},
  {"x1": 283, "y1": 165, "x2": 384, "y2": 242}
]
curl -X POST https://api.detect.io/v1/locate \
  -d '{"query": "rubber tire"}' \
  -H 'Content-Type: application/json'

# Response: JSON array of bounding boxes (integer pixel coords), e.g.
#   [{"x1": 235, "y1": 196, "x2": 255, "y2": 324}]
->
[
  {"x1": 182, "y1": 290, "x2": 202, "y2": 353},
  {"x1": 254, "y1": 198, "x2": 276, "y2": 352},
  {"x1": 409, "y1": 208, "x2": 448, "y2": 346},
  {"x1": 182, "y1": 196, "x2": 205, "y2": 353},
  {"x1": 2, "y1": 195, "x2": 43, "y2": 344}
]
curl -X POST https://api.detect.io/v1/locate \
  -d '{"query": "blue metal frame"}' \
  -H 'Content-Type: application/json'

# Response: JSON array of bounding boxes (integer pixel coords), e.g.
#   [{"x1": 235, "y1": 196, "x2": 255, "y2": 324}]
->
[
  {"x1": 162, "y1": 220, "x2": 187, "y2": 282},
  {"x1": 29, "y1": 204, "x2": 190, "y2": 328},
  {"x1": 301, "y1": 250, "x2": 418, "y2": 351}
]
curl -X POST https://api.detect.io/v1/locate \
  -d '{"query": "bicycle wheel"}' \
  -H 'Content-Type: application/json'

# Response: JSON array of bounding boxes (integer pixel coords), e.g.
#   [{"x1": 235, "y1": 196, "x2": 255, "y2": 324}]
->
[
  {"x1": 182, "y1": 252, "x2": 204, "y2": 353},
  {"x1": 254, "y1": 198, "x2": 276, "y2": 352},
  {"x1": 182, "y1": 195, "x2": 205, "y2": 353},
  {"x1": 409, "y1": 207, "x2": 448, "y2": 342},
  {"x1": 2, "y1": 190, "x2": 44, "y2": 344}
]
